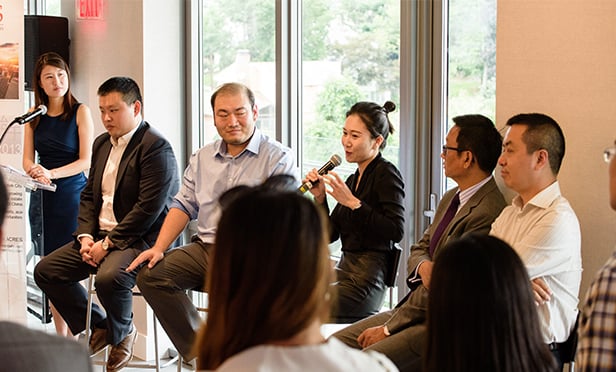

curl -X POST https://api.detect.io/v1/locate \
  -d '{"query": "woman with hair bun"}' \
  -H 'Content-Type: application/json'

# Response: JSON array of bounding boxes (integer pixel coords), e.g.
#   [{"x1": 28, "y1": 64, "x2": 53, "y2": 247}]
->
[{"x1": 304, "y1": 101, "x2": 405, "y2": 323}]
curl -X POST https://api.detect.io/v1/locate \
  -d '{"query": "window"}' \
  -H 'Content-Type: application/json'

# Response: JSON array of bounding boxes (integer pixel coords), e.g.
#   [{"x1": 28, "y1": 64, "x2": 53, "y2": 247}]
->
[
  {"x1": 443, "y1": 0, "x2": 497, "y2": 192},
  {"x1": 301, "y1": 0, "x2": 400, "y2": 181},
  {"x1": 196, "y1": 0, "x2": 496, "y2": 299}
]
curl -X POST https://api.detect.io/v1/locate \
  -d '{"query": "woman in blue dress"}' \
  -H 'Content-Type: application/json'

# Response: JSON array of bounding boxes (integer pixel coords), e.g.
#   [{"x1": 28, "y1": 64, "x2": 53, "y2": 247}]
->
[{"x1": 23, "y1": 52, "x2": 94, "y2": 337}]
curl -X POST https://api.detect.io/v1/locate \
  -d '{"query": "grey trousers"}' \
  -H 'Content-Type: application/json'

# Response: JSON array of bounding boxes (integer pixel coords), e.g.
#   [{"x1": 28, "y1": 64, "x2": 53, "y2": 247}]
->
[
  {"x1": 136, "y1": 240, "x2": 211, "y2": 360},
  {"x1": 331, "y1": 310, "x2": 425, "y2": 372}
]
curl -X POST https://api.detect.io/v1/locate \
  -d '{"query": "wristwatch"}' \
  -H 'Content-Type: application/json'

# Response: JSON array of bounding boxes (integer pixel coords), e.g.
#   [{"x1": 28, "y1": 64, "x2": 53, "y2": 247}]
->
[{"x1": 101, "y1": 238, "x2": 110, "y2": 251}]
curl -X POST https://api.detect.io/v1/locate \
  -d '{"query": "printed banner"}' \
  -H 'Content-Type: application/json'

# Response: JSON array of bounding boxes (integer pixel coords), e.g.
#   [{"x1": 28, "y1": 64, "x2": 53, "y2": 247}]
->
[{"x1": 0, "y1": 0, "x2": 27, "y2": 323}]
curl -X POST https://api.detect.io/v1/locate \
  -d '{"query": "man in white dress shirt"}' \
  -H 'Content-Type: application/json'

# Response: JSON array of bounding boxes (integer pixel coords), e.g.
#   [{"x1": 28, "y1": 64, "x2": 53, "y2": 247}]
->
[{"x1": 490, "y1": 113, "x2": 581, "y2": 370}]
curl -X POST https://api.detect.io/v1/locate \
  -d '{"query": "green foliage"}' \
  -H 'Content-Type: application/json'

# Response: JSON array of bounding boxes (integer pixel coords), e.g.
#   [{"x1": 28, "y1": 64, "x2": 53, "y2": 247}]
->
[{"x1": 315, "y1": 78, "x2": 362, "y2": 123}]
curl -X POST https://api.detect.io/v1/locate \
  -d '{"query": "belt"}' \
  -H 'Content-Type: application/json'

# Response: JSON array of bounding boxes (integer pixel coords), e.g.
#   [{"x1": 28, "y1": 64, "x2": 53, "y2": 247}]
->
[{"x1": 548, "y1": 342, "x2": 559, "y2": 351}]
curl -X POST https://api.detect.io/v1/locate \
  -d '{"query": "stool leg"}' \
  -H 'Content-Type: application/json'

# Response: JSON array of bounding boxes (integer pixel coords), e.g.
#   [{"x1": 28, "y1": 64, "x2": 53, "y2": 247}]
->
[
  {"x1": 153, "y1": 310, "x2": 160, "y2": 372},
  {"x1": 84, "y1": 274, "x2": 94, "y2": 348}
]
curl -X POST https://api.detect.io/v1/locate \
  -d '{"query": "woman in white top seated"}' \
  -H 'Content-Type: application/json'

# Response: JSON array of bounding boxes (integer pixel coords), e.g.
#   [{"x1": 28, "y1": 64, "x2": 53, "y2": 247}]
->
[{"x1": 195, "y1": 177, "x2": 397, "y2": 371}]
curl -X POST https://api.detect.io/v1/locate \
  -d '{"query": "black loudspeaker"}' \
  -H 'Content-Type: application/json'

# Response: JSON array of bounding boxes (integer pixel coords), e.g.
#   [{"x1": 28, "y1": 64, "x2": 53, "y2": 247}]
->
[{"x1": 24, "y1": 15, "x2": 70, "y2": 91}]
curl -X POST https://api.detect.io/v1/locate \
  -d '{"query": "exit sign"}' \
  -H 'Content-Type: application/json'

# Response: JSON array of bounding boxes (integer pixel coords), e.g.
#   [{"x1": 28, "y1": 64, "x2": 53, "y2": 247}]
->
[{"x1": 76, "y1": 0, "x2": 103, "y2": 20}]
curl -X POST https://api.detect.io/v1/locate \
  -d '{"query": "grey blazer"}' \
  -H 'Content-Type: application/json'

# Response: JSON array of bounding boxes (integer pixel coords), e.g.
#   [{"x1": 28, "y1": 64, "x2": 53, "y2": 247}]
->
[
  {"x1": 385, "y1": 177, "x2": 506, "y2": 333},
  {"x1": 0, "y1": 321, "x2": 93, "y2": 372}
]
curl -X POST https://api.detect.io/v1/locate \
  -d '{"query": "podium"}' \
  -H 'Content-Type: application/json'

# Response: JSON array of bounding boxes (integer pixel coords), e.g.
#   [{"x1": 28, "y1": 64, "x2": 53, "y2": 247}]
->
[
  {"x1": 0, "y1": 164, "x2": 56, "y2": 323},
  {"x1": 0, "y1": 164, "x2": 57, "y2": 192}
]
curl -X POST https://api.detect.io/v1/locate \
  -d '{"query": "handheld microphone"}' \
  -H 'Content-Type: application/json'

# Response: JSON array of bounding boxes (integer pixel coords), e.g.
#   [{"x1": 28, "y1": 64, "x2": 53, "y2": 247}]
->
[
  {"x1": 14, "y1": 105, "x2": 48, "y2": 125},
  {"x1": 299, "y1": 154, "x2": 342, "y2": 193}
]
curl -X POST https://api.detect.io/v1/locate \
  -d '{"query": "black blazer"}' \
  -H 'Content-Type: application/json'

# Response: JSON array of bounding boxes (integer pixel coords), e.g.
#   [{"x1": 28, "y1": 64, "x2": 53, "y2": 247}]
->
[
  {"x1": 328, "y1": 153, "x2": 405, "y2": 253},
  {"x1": 74, "y1": 121, "x2": 179, "y2": 250}
]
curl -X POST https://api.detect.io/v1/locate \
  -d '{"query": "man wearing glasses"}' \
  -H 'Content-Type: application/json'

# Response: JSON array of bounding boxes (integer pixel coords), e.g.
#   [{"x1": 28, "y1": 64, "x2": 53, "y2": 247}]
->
[
  {"x1": 333, "y1": 114, "x2": 506, "y2": 370},
  {"x1": 490, "y1": 113, "x2": 582, "y2": 369},
  {"x1": 577, "y1": 140, "x2": 616, "y2": 370}
]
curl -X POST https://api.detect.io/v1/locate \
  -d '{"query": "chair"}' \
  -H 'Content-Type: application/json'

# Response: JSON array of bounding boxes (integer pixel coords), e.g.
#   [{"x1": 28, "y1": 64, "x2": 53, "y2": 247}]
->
[
  {"x1": 84, "y1": 273, "x2": 180, "y2": 372},
  {"x1": 384, "y1": 244, "x2": 403, "y2": 308},
  {"x1": 557, "y1": 313, "x2": 579, "y2": 372}
]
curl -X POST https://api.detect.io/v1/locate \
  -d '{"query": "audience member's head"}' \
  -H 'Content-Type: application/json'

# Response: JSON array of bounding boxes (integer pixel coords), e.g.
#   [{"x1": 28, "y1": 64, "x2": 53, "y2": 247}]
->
[
  {"x1": 606, "y1": 140, "x2": 616, "y2": 210},
  {"x1": 345, "y1": 101, "x2": 396, "y2": 150},
  {"x1": 195, "y1": 183, "x2": 331, "y2": 370},
  {"x1": 505, "y1": 113, "x2": 565, "y2": 176},
  {"x1": 425, "y1": 234, "x2": 557, "y2": 372},
  {"x1": 451, "y1": 114, "x2": 502, "y2": 174}
]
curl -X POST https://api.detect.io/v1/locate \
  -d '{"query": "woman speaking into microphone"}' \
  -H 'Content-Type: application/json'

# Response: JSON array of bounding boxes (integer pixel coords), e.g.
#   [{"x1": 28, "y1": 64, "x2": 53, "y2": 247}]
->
[{"x1": 303, "y1": 101, "x2": 405, "y2": 323}]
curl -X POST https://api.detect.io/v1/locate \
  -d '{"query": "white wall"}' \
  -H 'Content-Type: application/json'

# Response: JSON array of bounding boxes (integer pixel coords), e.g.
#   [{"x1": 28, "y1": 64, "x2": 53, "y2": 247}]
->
[
  {"x1": 60, "y1": 0, "x2": 184, "y2": 166},
  {"x1": 497, "y1": 0, "x2": 616, "y2": 302}
]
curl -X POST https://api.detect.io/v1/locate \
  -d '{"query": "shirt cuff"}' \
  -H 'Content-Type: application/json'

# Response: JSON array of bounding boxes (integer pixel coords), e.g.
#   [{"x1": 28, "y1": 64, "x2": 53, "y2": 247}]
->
[
  {"x1": 77, "y1": 233, "x2": 94, "y2": 243},
  {"x1": 383, "y1": 325, "x2": 391, "y2": 336}
]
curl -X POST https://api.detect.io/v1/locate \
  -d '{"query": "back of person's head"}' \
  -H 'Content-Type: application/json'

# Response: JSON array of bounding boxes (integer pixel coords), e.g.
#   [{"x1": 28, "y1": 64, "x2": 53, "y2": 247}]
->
[
  {"x1": 196, "y1": 185, "x2": 331, "y2": 370},
  {"x1": 0, "y1": 171, "x2": 7, "y2": 228},
  {"x1": 452, "y1": 114, "x2": 502, "y2": 174},
  {"x1": 425, "y1": 234, "x2": 557, "y2": 372},
  {"x1": 210, "y1": 82, "x2": 256, "y2": 111},
  {"x1": 506, "y1": 113, "x2": 565, "y2": 175},
  {"x1": 346, "y1": 101, "x2": 396, "y2": 150},
  {"x1": 33, "y1": 51, "x2": 78, "y2": 124},
  {"x1": 97, "y1": 76, "x2": 143, "y2": 107}
]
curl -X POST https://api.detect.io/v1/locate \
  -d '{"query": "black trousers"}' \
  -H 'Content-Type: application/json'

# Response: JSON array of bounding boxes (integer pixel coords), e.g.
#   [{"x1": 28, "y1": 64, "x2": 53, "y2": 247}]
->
[{"x1": 34, "y1": 239, "x2": 143, "y2": 345}]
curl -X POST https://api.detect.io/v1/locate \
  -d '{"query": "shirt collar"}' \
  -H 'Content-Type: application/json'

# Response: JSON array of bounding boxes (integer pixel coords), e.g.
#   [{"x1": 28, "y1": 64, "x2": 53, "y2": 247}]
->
[
  {"x1": 216, "y1": 128, "x2": 261, "y2": 158},
  {"x1": 512, "y1": 181, "x2": 561, "y2": 210},
  {"x1": 458, "y1": 175, "x2": 492, "y2": 207}
]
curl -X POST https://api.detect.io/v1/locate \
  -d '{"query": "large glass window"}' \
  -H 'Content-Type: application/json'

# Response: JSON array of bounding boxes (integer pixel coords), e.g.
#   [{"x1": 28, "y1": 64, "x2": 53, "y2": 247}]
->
[
  {"x1": 444, "y1": 0, "x2": 497, "y2": 192},
  {"x1": 300, "y1": 0, "x2": 400, "y2": 181},
  {"x1": 197, "y1": 0, "x2": 496, "y2": 300},
  {"x1": 200, "y1": 0, "x2": 276, "y2": 144}
]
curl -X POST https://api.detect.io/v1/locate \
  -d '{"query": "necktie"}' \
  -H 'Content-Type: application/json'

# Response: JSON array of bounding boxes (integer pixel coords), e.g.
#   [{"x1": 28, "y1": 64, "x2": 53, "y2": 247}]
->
[{"x1": 429, "y1": 193, "x2": 460, "y2": 257}]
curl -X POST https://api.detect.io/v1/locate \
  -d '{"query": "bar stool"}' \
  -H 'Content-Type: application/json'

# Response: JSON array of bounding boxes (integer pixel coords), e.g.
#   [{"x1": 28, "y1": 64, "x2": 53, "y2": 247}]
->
[{"x1": 84, "y1": 273, "x2": 180, "y2": 371}]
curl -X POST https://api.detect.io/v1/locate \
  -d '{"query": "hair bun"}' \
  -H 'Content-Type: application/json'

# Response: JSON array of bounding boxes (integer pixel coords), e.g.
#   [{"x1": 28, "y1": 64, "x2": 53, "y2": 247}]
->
[{"x1": 382, "y1": 101, "x2": 396, "y2": 114}]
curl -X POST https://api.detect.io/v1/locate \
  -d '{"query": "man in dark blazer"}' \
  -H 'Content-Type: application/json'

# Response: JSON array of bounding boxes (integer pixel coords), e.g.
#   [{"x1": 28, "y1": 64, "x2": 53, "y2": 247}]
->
[
  {"x1": 34, "y1": 77, "x2": 179, "y2": 372},
  {"x1": 0, "y1": 172, "x2": 93, "y2": 372},
  {"x1": 332, "y1": 114, "x2": 507, "y2": 370}
]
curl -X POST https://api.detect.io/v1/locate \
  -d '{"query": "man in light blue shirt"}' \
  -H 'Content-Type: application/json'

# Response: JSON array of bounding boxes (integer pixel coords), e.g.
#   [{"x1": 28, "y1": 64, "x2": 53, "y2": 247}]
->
[{"x1": 127, "y1": 82, "x2": 297, "y2": 361}]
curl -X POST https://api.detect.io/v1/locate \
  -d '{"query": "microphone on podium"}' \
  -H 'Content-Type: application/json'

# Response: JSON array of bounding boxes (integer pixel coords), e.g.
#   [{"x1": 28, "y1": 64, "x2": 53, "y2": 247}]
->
[
  {"x1": 299, "y1": 154, "x2": 342, "y2": 193},
  {"x1": 1, "y1": 105, "x2": 48, "y2": 145},
  {"x1": 14, "y1": 105, "x2": 48, "y2": 125}
]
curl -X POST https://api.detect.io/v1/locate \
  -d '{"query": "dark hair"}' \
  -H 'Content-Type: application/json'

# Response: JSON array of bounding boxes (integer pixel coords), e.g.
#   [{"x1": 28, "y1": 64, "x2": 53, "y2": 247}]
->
[
  {"x1": 196, "y1": 186, "x2": 331, "y2": 370},
  {"x1": 210, "y1": 82, "x2": 256, "y2": 112},
  {"x1": 505, "y1": 113, "x2": 565, "y2": 175},
  {"x1": 97, "y1": 77, "x2": 143, "y2": 107},
  {"x1": 0, "y1": 171, "x2": 7, "y2": 226},
  {"x1": 425, "y1": 234, "x2": 557, "y2": 372},
  {"x1": 32, "y1": 52, "x2": 79, "y2": 128},
  {"x1": 452, "y1": 114, "x2": 502, "y2": 173},
  {"x1": 346, "y1": 101, "x2": 396, "y2": 150}
]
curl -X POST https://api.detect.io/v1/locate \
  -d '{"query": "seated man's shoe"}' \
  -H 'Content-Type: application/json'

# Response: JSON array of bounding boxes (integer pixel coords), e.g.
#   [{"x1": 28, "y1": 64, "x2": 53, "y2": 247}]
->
[
  {"x1": 89, "y1": 327, "x2": 109, "y2": 355},
  {"x1": 106, "y1": 325, "x2": 137, "y2": 372}
]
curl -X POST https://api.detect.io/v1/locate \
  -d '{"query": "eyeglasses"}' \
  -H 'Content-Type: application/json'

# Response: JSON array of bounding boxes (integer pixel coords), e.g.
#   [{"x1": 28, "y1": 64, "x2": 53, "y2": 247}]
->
[
  {"x1": 604, "y1": 145, "x2": 616, "y2": 163},
  {"x1": 442, "y1": 145, "x2": 466, "y2": 155}
]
